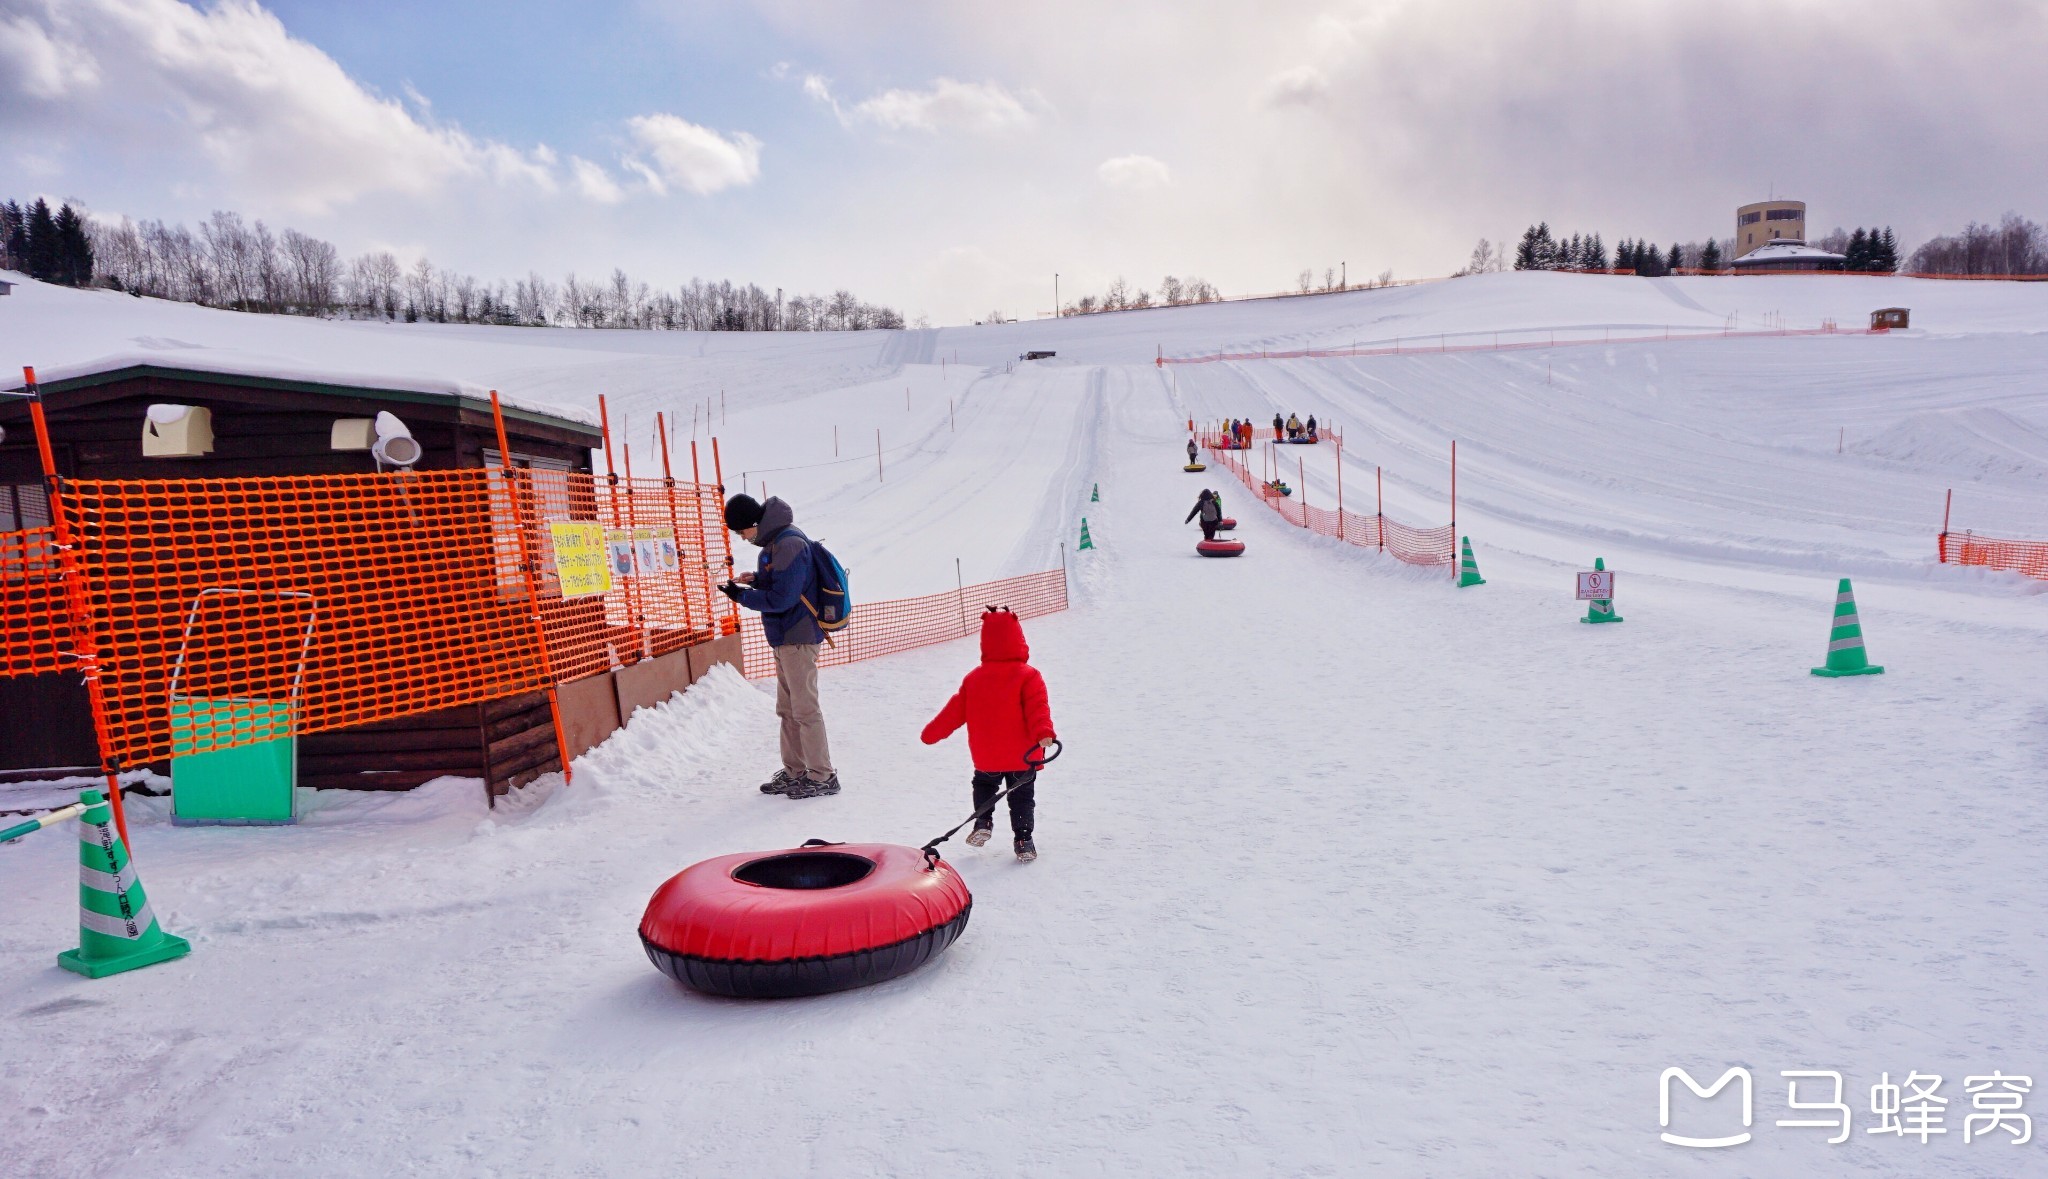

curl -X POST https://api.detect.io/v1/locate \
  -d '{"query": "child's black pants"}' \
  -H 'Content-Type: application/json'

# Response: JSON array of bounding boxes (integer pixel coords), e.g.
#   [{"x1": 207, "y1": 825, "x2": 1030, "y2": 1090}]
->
[{"x1": 971, "y1": 770, "x2": 1036, "y2": 839}]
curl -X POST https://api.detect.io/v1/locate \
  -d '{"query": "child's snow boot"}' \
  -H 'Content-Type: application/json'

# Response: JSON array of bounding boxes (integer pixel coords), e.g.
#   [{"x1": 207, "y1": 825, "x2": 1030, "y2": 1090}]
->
[
  {"x1": 966, "y1": 826, "x2": 992, "y2": 847},
  {"x1": 1014, "y1": 837, "x2": 1037, "y2": 863}
]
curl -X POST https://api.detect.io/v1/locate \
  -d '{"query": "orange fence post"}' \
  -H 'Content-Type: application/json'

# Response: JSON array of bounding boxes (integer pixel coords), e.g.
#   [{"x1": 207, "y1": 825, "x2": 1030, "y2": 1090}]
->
[
  {"x1": 655, "y1": 412, "x2": 697, "y2": 639},
  {"x1": 1335, "y1": 436, "x2": 1345, "y2": 541},
  {"x1": 23, "y1": 366, "x2": 131, "y2": 847},
  {"x1": 1939, "y1": 488, "x2": 1952, "y2": 563},
  {"x1": 711, "y1": 437, "x2": 738, "y2": 631},
  {"x1": 597, "y1": 396, "x2": 648, "y2": 660},
  {"x1": 491, "y1": 391, "x2": 573, "y2": 786},
  {"x1": 690, "y1": 441, "x2": 721, "y2": 626},
  {"x1": 1450, "y1": 440, "x2": 1458, "y2": 580}
]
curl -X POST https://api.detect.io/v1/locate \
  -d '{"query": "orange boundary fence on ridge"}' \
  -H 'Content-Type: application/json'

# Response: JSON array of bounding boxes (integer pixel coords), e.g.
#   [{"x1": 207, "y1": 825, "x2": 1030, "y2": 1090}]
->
[{"x1": 1161, "y1": 323, "x2": 1878, "y2": 366}]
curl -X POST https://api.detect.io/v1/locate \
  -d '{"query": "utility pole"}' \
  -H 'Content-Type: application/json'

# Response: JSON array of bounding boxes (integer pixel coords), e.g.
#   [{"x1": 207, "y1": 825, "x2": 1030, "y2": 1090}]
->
[
  {"x1": 1054, "y1": 273, "x2": 1059, "y2": 318},
  {"x1": 1341, "y1": 261, "x2": 1346, "y2": 290}
]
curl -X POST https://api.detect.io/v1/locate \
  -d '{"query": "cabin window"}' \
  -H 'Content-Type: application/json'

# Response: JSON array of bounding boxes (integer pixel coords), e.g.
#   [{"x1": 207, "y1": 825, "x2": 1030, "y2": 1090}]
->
[{"x1": 0, "y1": 482, "x2": 51, "y2": 532}]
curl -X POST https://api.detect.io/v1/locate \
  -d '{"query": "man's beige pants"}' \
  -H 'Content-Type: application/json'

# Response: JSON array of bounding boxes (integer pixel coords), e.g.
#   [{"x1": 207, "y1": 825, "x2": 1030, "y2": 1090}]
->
[{"x1": 773, "y1": 643, "x2": 834, "y2": 779}]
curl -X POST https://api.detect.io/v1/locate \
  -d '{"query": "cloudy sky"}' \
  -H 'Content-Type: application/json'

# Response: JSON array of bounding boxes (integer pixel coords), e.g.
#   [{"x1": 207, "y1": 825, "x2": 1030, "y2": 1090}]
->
[{"x1": 3, "y1": 0, "x2": 2044, "y2": 323}]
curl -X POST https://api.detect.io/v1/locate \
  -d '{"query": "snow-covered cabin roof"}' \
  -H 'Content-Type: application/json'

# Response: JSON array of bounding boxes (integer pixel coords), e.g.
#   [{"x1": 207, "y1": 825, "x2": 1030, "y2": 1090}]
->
[
  {"x1": 1731, "y1": 240, "x2": 1847, "y2": 267},
  {"x1": 5, "y1": 352, "x2": 601, "y2": 435}
]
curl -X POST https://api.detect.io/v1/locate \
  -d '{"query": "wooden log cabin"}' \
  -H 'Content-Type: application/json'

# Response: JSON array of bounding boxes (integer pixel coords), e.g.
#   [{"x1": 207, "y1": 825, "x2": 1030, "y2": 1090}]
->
[{"x1": 0, "y1": 359, "x2": 737, "y2": 800}]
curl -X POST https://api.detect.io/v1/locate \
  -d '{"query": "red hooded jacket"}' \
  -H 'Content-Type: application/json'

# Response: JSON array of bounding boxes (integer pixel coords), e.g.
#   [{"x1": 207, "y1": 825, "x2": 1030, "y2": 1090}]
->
[{"x1": 920, "y1": 610, "x2": 1057, "y2": 772}]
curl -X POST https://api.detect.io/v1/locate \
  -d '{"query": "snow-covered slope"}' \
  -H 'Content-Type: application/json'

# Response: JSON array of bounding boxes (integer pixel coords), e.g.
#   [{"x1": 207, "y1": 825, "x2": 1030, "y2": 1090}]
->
[{"x1": 2, "y1": 272, "x2": 2045, "y2": 1177}]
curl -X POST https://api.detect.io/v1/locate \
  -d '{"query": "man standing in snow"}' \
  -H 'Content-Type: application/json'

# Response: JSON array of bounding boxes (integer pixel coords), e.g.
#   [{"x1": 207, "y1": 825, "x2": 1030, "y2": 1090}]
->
[
  {"x1": 720, "y1": 494, "x2": 838, "y2": 799},
  {"x1": 1272, "y1": 412, "x2": 1284, "y2": 442}
]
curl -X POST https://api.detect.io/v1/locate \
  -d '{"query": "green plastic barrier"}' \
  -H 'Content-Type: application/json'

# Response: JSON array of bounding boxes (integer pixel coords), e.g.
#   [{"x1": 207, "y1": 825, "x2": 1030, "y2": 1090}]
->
[{"x1": 169, "y1": 698, "x2": 297, "y2": 826}]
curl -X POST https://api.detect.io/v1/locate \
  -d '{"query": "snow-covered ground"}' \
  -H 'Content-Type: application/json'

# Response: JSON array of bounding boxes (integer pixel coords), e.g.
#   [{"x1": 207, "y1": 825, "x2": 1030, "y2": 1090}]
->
[{"x1": 3, "y1": 272, "x2": 2046, "y2": 1176}]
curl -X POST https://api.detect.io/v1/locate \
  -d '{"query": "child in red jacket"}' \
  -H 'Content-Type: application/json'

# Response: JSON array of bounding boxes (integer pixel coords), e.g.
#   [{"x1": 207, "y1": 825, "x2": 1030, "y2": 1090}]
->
[{"x1": 920, "y1": 607, "x2": 1057, "y2": 862}]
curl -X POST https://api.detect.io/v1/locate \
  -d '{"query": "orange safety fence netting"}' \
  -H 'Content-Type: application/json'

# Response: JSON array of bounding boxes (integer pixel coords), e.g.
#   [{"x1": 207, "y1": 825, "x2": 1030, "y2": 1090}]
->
[
  {"x1": 1939, "y1": 530, "x2": 2048, "y2": 580},
  {"x1": 1201, "y1": 435, "x2": 1457, "y2": 566},
  {"x1": 57, "y1": 471, "x2": 551, "y2": 766},
  {"x1": 740, "y1": 567, "x2": 1070, "y2": 680},
  {"x1": 515, "y1": 469, "x2": 735, "y2": 683},
  {"x1": 36, "y1": 466, "x2": 733, "y2": 769},
  {"x1": 1, "y1": 525, "x2": 69, "y2": 676}
]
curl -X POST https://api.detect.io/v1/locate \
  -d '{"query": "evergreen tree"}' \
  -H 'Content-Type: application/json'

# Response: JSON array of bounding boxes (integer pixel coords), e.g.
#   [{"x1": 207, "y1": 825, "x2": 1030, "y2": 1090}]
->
[
  {"x1": 53, "y1": 203, "x2": 93, "y2": 287},
  {"x1": 1876, "y1": 227, "x2": 1899, "y2": 272},
  {"x1": 1614, "y1": 238, "x2": 1633, "y2": 273},
  {"x1": 0, "y1": 200, "x2": 23, "y2": 271},
  {"x1": 1699, "y1": 239, "x2": 1722, "y2": 271},
  {"x1": 1845, "y1": 228, "x2": 1869, "y2": 271},
  {"x1": 24, "y1": 198, "x2": 59, "y2": 282},
  {"x1": 1533, "y1": 222, "x2": 1556, "y2": 270},
  {"x1": 1585, "y1": 233, "x2": 1607, "y2": 271},
  {"x1": 1513, "y1": 224, "x2": 1541, "y2": 270},
  {"x1": 1563, "y1": 233, "x2": 1582, "y2": 272},
  {"x1": 1666, "y1": 242, "x2": 1684, "y2": 273}
]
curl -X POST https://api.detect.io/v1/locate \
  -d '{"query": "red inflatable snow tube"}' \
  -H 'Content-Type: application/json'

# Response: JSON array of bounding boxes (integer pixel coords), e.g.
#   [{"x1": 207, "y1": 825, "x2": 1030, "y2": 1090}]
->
[
  {"x1": 1215, "y1": 517, "x2": 1237, "y2": 530},
  {"x1": 640, "y1": 841, "x2": 972, "y2": 998},
  {"x1": 1197, "y1": 538, "x2": 1246, "y2": 557}
]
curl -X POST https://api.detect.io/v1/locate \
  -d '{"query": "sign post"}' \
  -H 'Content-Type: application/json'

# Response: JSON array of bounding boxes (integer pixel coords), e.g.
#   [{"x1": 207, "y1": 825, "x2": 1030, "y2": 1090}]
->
[{"x1": 1577, "y1": 558, "x2": 1622, "y2": 624}]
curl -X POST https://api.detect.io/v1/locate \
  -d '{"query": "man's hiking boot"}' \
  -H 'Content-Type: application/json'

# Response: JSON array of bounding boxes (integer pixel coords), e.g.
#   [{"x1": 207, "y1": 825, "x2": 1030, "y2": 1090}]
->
[
  {"x1": 760, "y1": 769, "x2": 799, "y2": 795},
  {"x1": 785, "y1": 772, "x2": 841, "y2": 800}
]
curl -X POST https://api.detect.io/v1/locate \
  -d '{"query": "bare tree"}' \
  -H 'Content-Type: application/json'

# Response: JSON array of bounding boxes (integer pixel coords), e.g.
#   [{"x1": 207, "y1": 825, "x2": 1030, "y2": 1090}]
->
[
  {"x1": 1461, "y1": 238, "x2": 1498, "y2": 275},
  {"x1": 1909, "y1": 213, "x2": 2047, "y2": 275},
  {"x1": 1159, "y1": 274, "x2": 1185, "y2": 305}
]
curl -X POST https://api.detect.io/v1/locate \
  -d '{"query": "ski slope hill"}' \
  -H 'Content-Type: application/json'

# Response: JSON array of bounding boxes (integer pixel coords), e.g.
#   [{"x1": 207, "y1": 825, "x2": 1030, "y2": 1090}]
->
[
  {"x1": 6, "y1": 269, "x2": 2047, "y2": 591},
  {"x1": 3, "y1": 271, "x2": 2046, "y2": 1176}
]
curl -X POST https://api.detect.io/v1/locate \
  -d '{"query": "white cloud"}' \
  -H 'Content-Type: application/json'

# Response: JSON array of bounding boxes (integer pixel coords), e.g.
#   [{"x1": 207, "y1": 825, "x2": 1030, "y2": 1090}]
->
[
  {"x1": 807, "y1": 74, "x2": 1038, "y2": 134},
  {"x1": 0, "y1": 0, "x2": 570, "y2": 214},
  {"x1": 0, "y1": 0, "x2": 761, "y2": 214},
  {"x1": 571, "y1": 156, "x2": 626, "y2": 204},
  {"x1": 1263, "y1": 64, "x2": 1329, "y2": 107},
  {"x1": 0, "y1": 11, "x2": 100, "y2": 99},
  {"x1": 625, "y1": 114, "x2": 762, "y2": 196},
  {"x1": 1098, "y1": 154, "x2": 1172, "y2": 190}
]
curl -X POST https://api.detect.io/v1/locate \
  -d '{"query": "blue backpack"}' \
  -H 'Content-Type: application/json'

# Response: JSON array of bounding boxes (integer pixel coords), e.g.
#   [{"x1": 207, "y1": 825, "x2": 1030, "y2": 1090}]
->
[{"x1": 802, "y1": 539, "x2": 852, "y2": 634}]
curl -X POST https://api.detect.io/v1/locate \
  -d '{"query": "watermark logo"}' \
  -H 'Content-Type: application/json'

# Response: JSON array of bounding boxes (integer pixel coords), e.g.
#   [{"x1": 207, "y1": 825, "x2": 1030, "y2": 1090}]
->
[
  {"x1": 1660, "y1": 1067, "x2": 1753, "y2": 1148},
  {"x1": 1660, "y1": 1065, "x2": 2034, "y2": 1149}
]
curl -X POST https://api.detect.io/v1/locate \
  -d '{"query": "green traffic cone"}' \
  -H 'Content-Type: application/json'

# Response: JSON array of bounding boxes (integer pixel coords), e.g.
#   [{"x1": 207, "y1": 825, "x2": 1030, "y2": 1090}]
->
[
  {"x1": 1078, "y1": 518, "x2": 1095, "y2": 551},
  {"x1": 1581, "y1": 557, "x2": 1622, "y2": 624},
  {"x1": 1090, "y1": 483, "x2": 1100, "y2": 502},
  {"x1": 1811, "y1": 578, "x2": 1883, "y2": 677},
  {"x1": 58, "y1": 789, "x2": 191, "y2": 979},
  {"x1": 1457, "y1": 536, "x2": 1486, "y2": 587}
]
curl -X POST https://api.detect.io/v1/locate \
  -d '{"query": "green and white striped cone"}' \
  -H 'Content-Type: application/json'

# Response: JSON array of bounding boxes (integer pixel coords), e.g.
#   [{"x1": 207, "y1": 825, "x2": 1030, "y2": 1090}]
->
[
  {"x1": 1078, "y1": 518, "x2": 1095, "y2": 551},
  {"x1": 1811, "y1": 578, "x2": 1883, "y2": 677},
  {"x1": 1457, "y1": 536, "x2": 1486, "y2": 587},
  {"x1": 1581, "y1": 557, "x2": 1622, "y2": 624},
  {"x1": 1091, "y1": 483, "x2": 1100, "y2": 502},
  {"x1": 57, "y1": 789, "x2": 191, "y2": 979}
]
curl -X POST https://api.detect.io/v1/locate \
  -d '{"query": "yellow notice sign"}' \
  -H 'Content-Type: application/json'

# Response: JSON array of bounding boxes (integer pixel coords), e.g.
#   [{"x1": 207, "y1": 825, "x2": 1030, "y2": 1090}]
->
[{"x1": 549, "y1": 521, "x2": 611, "y2": 598}]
